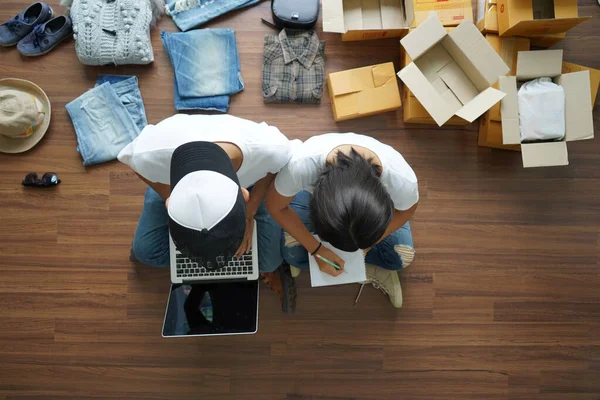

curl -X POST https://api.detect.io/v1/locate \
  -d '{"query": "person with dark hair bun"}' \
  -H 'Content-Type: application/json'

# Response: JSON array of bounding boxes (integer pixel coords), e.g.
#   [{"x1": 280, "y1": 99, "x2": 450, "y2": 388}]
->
[{"x1": 266, "y1": 133, "x2": 418, "y2": 308}]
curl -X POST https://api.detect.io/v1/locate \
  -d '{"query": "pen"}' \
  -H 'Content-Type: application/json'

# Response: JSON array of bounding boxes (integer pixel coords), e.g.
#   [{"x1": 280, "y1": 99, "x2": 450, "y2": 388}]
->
[{"x1": 316, "y1": 254, "x2": 344, "y2": 272}]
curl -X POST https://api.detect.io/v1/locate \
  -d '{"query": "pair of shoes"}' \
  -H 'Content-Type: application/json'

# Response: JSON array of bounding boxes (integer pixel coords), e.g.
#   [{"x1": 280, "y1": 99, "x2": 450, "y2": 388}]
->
[
  {"x1": 261, "y1": 263, "x2": 297, "y2": 313},
  {"x1": 0, "y1": 2, "x2": 72, "y2": 56},
  {"x1": 355, "y1": 264, "x2": 403, "y2": 308}
]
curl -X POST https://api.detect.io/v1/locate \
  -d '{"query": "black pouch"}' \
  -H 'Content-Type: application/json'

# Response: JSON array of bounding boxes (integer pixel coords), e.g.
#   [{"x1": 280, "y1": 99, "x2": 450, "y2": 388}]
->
[{"x1": 271, "y1": 0, "x2": 319, "y2": 29}]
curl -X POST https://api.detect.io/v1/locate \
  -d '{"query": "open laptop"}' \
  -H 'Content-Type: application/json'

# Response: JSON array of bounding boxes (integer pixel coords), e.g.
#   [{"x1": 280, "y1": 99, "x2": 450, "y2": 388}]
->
[{"x1": 162, "y1": 226, "x2": 260, "y2": 338}]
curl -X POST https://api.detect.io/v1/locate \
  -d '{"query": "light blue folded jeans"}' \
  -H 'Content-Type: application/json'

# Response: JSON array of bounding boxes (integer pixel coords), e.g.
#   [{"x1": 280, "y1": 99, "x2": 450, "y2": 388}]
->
[
  {"x1": 161, "y1": 29, "x2": 244, "y2": 112},
  {"x1": 65, "y1": 75, "x2": 147, "y2": 166},
  {"x1": 165, "y1": 0, "x2": 262, "y2": 32}
]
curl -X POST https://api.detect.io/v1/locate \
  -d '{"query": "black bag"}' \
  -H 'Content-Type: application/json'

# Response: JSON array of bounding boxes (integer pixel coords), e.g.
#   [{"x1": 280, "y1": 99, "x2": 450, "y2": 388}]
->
[{"x1": 271, "y1": 0, "x2": 319, "y2": 29}]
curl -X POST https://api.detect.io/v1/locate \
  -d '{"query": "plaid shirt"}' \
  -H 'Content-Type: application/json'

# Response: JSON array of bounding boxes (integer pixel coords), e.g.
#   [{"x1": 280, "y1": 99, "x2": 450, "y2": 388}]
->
[{"x1": 262, "y1": 29, "x2": 325, "y2": 104}]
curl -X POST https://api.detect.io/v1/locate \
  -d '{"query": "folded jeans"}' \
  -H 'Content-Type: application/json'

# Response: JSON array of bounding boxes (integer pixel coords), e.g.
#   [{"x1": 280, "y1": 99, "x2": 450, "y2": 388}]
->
[
  {"x1": 161, "y1": 29, "x2": 244, "y2": 112},
  {"x1": 165, "y1": 0, "x2": 261, "y2": 32},
  {"x1": 65, "y1": 75, "x2": 147, "y2": 166}
]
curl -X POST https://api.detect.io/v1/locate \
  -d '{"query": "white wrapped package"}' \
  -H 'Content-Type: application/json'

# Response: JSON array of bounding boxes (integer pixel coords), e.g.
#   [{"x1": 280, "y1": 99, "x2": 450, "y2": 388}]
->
[{"x1": 517, "y1": 77, "x2": 565, "y2": 142}]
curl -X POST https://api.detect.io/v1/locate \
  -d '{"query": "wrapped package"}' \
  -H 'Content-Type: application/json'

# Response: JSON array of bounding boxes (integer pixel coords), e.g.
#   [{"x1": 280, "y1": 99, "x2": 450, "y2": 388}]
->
[{"x1": 517, "y1": 77, "x2": 565, "y2": 142}]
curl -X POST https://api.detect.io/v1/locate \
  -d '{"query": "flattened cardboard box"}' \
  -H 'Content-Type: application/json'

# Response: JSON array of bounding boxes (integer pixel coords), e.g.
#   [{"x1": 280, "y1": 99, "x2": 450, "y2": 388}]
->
[
  {"x1": 401, "y1": 46, "x2": 468, "y2": 125},
  {"x1": 397, "y1": 16, "x2": 510, "y2": 126},
  {"x1": 497, "y1": 0, "x2": 590, "y2": 37},
  {"x1": 328, "y1": 62, "x2": 401, "y2": 121},
  {"x1": 322, "y1": 0, "x2": 414, "y2": 42},
  {"x1": 414, "y1": 0, "x2": 473, "y2": 27},
  {"x1": 499, "y1": 50, "x2": 594, "y2": 167}
]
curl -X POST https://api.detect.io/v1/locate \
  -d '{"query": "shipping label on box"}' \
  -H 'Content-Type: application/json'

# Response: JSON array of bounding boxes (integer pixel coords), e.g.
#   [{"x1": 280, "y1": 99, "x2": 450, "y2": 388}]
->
[
  {"x1": 328, "y1": 62, "x2": 402, "y2": 121},
  {"x1": 413, "y1": 0, "x2": 473, "y2": 27},
  {"x1": 497, "y1": 0, "x2": 590, "y2": 37},
  {"x1": 397, "y1": 16, "x2": 509, "y2": 126},
  {"x1": 323, "y1": 0, "x2": 414, "y2": 42},
  {"x1": 499, "y1": 50, "x2": 594, "y2": 167}
]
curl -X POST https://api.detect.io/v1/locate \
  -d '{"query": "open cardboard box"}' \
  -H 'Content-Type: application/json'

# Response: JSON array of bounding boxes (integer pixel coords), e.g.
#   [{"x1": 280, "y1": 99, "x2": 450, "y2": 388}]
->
[
  {"x1": 397, "y1": 15, "x2": 510, "y2": 126},
  {"x1": 328, "y1": 62, "x2": 401, "y2": 121},
  {"x1": 322, "y1": 0, "x2": 414, "y2": 41},
  {"x1": 401, "y1": 44, "x2": 469, "y2": 125},
  {"x1": 497, "y1": 0, "x2": 590, "y2": 37},
  {"x1": 499, "y1": 50, "x2": 594, "y2": 167},
  {"x1": 414, "y1": 0, "x2": 472, "y2": 27}
]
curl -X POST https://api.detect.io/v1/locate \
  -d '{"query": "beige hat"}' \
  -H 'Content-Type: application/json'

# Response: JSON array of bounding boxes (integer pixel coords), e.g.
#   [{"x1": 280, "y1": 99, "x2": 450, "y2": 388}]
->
[{"x1": 0, "y1": 78, "x2": 51, "y2": 154}]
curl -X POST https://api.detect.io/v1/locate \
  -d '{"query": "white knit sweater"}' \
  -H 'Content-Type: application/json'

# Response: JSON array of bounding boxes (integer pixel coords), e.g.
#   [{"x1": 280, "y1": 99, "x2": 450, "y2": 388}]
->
[{"x1": 62, "y1": 0, "x2": 164, "y2": 66}]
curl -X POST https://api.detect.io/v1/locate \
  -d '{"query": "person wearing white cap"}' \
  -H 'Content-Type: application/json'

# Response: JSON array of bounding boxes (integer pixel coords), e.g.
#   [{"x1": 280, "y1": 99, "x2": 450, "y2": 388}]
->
[{"x1": 118, "y1": 113, "x2": 300, "y2": 311}]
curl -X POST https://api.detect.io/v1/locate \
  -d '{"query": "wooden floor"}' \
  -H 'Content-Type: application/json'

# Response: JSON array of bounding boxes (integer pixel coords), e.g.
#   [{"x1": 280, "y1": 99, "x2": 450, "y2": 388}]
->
[{"x1": 1, "y1": 0, "x2": 600, "y2": 399}]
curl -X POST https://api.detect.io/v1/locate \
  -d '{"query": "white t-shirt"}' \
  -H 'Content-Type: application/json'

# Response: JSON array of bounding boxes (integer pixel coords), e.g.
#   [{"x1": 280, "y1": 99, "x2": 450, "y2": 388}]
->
[
  {"x1": 118, "y1": 114, "x2": 298, "y2": 189},
  {"x1": 275, "y1": 133, "x2": 419, "y2": 211}
]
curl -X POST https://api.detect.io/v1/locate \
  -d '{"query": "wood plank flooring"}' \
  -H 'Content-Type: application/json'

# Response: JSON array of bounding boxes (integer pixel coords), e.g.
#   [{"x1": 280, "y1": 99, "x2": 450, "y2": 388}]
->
[{"x1": 1, "y1": 1, "x2": 599, "y2": 399}]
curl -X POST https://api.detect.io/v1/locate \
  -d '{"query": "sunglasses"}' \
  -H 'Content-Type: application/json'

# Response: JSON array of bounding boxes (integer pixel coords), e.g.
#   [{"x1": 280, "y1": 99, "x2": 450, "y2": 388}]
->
[{"x1": 22, "y1": 172, "x2": 61, "y2": 188}]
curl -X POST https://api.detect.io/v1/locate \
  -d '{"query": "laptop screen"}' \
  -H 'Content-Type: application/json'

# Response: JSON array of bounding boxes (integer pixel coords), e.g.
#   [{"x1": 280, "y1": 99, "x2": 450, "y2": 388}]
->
[{"x1": 162, "y1": 281, "x2": 258, "y2": 337}]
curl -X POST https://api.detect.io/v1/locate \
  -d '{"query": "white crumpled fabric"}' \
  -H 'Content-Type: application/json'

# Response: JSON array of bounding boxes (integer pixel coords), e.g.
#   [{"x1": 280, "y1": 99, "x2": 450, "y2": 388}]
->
[{"x1": 517, "y1": 77, "x2": 565, "y2": 142}]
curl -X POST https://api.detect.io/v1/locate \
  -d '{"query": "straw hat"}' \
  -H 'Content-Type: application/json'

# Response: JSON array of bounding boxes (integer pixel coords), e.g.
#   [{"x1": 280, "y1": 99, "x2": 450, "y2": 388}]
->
[{"x1": 0, "y1": 78, "x2": 51, "y2": 153}]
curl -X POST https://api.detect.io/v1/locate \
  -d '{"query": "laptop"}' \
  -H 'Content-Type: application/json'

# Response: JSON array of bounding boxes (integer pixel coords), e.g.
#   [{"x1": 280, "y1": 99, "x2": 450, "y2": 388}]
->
[{"x1": 162, "y1": 225, "x2": 260, "y2": 338}]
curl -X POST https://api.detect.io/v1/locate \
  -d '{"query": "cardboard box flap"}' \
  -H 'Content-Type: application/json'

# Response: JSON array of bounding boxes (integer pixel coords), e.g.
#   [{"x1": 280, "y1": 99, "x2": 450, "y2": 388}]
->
[
  {"x1": 499, "y1": 76, "x2": 521, "y2": 145},
  {"x1": 562, "y1": 62, "x2": 600, "y2": 106},
  {"x1": 505, "y1": 17, "x2": 590, "y2": 36},
  {"x1": 329, "y1": 64, "x2": 389, "y2": 96},
  {"x1": 322, "y1": 0, "x2": 346, "y2": 33},
  {"x1": 455, "y1": 87, "x2": 506, "y2": 122},
  {"x1": 398, "y1": 62, "x2": 455, "y2": 126},
  {"x1": 516, "y1": 50, "x2": 563, "y2": 80},
  {"x1": 445, "y1": 21, "x2": 509, "y2": 89},
  {"x1": 557, "y1": 71, "x2": 594, "y2": 142},
  {"x1": 521, "y1": 142, "x2": 569, "y2": 168},
  {"x1": 372, "y1": 63, "x2": 395, "y2": 87},
  {"x1": 357, "y1": 83, "x2": 401, "y2": 113},
  {"x1": 400, "y1": 15, "x2": 447, "y2": 60}
]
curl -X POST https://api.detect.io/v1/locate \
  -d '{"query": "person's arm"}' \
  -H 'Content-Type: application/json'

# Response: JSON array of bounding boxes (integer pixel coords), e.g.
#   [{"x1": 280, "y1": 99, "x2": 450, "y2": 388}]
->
[
  {"x1": 266, "y1": 183, "x2": 344, "y2": 276},
  {"x1": 135, "y1": 172, "x2": 170, "y2": 200},
  {"x1": 234, "y1": 174, "x2": 275, "y2": 257}
]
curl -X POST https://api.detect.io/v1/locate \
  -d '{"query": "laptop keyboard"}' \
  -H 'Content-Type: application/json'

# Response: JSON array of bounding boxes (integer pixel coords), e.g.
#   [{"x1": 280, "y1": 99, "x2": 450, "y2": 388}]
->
[{"x1": 175, "y1": 252, "x2": 254, "y2": 279}]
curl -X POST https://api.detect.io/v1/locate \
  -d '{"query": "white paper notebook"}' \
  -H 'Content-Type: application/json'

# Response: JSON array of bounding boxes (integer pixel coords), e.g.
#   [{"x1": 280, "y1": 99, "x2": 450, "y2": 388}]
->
[{"x1": 308, "y1": 239, "x2": 367, "y2": 287}]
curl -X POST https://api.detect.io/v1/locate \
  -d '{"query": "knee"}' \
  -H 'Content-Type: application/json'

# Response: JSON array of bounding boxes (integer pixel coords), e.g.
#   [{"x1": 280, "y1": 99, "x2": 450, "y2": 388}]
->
[
  {"x1": 132, "y1": 236, "x2": 169, "y2": 267},
  {"x1": 394, "y1": 245, "x2": 415, "y2": 268},
  {"x1": 281, "y1": 232, "x2": 308, "y2": 269}
]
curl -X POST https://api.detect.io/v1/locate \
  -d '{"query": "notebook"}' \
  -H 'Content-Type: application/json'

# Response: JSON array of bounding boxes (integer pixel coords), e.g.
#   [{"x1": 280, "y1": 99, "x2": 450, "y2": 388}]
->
[{"x1": 308, "y1": 238, "x2": 366, "y2": 287}]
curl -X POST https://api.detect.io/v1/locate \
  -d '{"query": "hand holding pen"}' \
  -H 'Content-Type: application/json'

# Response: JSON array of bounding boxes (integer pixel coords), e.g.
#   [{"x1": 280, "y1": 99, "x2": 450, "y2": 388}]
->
[{"x1": 313, "y1": 245, "x2": 345, "y2": 277}]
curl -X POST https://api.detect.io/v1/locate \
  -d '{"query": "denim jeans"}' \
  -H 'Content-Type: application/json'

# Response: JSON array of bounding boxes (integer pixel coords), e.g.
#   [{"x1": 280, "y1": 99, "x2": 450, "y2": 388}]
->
[
  {"x1": 165, "y1": 0, "x2": 262, "y2": 32},
  {"x1": 161, "y1": 29, "x2": 244, "y2": 112},
  {"x1": 132, "y1": 187, "x2": 283, "y2": 273},
  {"x1": 65, "y1": 75, "x2": 147, "y2": 166},
  {"x1": 281, "y1": 191, "x2": 415, "y2": 270}
]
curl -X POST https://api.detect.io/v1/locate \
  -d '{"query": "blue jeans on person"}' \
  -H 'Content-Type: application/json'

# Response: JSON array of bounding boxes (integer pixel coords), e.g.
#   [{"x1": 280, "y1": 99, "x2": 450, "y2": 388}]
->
[
  {"x1": 65, "y1": 75, "x2": 147, "y2": 166},
  {"x1": 132, "y1": 187, "x2": 283, "y2": 273},
  {"x1": 165, "y1": 0, "x2": 262, "y2": 32},
  {"x1": 161, "y1": 29, "x2": 244, "y2": 112},
  {"x1": 281, "y1": 191, "x2": 415, "y2": 270}
]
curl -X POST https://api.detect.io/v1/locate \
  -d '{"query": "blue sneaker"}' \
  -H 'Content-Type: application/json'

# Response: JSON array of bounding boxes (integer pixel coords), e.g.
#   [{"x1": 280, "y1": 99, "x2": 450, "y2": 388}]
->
[
  {"x1": 0, "y1": 2, "x2": 53, "y2": 47},
  {"x1": 17, "y1": 16, "x2": 72, "y2": 57}
]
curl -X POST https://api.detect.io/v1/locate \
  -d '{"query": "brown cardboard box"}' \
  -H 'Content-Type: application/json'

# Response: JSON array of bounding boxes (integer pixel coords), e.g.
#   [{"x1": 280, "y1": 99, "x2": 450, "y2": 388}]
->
[
  {"x1": 477, "y1": 0, "x2": 499, "y2": 34},
  {"x1": 322, "y1": 0, "x2": 414, "y2": 42},
  {"x1": 413, "y1": 0, "x2": 473, "y2": 27},
  {"x1": 497, "y1": 0, "x2": 590, "y2": 37},
  {"x1": 499, "y1": 50, "x2": 594, "y2": 167},
  {"x1": 397, "y1": 15, "x2": 509, "y2": 126},
  {"x1": 328, "y1": 62, "x2": 402, "y2": 121},
  {"x1": 401, "y1": 46, "x2": 469, "y2": 125},
  {"x1": 478, "y1": 111, "x2": 521, "y2": 151}
]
